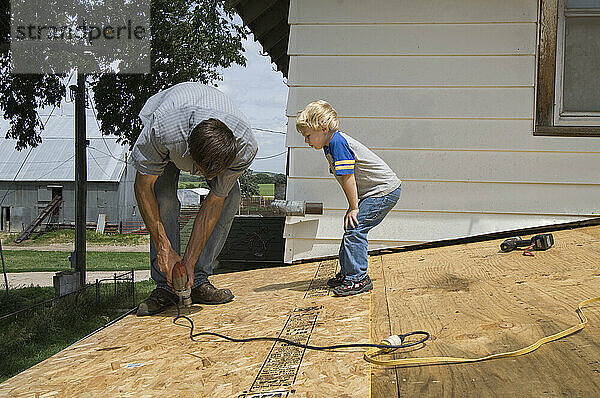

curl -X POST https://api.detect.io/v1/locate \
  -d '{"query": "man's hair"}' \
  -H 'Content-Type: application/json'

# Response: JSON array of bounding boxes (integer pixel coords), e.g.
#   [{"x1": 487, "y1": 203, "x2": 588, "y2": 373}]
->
[
  {"x1": 188, "y1": 118, "x2": 236, "y2": 178},
  {"x1": 296, "y1": 100, "x2": 339, "y2": 133}
]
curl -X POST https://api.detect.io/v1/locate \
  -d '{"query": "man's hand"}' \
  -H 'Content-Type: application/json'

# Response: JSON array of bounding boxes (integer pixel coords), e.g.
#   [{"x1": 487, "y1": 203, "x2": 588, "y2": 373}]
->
[
  {"x1": 157, "y1": 242, "x2": 182, "y2": 286},
  {"x1": 135, "y1": 171, "x2": 181, "y2": 283},
  {"x1": 344, "y1": 208, "x2": 359, "y2": 230},
  {"x1": 183, "y1": 259, "x2": 195, "y2": 289}
]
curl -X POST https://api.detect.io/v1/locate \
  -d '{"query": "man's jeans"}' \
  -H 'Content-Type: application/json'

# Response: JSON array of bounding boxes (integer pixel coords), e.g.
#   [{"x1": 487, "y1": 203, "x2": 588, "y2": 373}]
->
[
  {"x1": 339, "y1": 185, "x2": 401, "y2": 282},
  {"x1": 150, "y1": 162, "x2": 240, "y2": 292}
]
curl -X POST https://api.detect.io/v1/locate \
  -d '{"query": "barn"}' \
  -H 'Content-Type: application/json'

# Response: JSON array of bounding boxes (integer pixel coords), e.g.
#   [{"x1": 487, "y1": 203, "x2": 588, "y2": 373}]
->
[{"x1": 0, "y1": 104, "x2": 141, "y2": 234}]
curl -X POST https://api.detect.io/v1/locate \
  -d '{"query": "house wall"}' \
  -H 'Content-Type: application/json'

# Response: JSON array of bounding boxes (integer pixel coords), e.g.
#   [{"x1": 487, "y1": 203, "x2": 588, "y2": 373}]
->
[{"x1": 283, "y1": 0, "x2": 600, "y2": 262}]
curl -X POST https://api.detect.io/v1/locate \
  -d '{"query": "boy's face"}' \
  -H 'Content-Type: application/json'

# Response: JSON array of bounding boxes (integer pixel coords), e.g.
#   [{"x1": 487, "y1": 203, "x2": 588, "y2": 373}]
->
[{"x1": 301, "y1": 127, "x2": 331, "y2": 150}]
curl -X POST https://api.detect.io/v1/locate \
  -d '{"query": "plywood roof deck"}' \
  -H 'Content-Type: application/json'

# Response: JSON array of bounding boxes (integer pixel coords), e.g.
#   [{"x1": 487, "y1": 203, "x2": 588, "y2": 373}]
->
[{"x1": 1, "y1": 225, "x2": 599, "y2": 397}]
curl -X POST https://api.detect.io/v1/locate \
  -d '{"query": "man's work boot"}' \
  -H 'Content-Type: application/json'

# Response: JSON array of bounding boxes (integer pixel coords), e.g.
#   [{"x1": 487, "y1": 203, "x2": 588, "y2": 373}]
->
[
  {"x1": 191, "y1": 281, "x2": 234, "y2": 305},
  {"x1": 136, "y1": 288, "x2": 177, "y2": 316}
]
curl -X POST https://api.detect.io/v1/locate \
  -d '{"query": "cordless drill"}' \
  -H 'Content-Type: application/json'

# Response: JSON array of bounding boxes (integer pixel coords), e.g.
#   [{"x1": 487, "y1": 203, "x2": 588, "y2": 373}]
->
[
  {"x1": 171, "y1": 261, "x2": 192, "y2": 312},
  {"x1": 500, "y1": 233, "x2": 554, "y2": 252}
]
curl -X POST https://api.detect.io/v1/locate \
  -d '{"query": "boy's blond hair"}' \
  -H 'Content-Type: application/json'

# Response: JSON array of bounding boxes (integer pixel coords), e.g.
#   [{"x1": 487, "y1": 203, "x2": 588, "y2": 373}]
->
[{"x1": 296, "y1": 100, "x2": 339, "y2": 133}]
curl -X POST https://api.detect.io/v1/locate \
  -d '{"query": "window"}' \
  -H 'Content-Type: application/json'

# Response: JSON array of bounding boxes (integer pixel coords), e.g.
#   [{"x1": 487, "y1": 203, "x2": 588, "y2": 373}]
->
[{"x1": 535, "y1": 0, "x2": 600, "y2": 136}]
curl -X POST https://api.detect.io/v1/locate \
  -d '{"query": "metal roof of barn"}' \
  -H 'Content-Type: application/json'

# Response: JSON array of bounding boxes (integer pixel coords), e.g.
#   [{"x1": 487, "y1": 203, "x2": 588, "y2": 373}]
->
[{"x1": 0, "y1": 106, "x2": 128, "y2": 183}]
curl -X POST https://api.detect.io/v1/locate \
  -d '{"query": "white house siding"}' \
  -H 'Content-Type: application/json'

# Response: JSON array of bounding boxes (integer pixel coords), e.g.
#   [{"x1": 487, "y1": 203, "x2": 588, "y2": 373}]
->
[{"x1": 283, "y1": 0, "x2": 600, "y2": 262}]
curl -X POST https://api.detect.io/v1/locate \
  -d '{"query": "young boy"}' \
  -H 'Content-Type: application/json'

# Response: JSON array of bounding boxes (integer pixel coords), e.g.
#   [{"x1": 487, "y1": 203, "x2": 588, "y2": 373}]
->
[{"x1": 296, "y1": 100, "x2": 401, "y2": 297}]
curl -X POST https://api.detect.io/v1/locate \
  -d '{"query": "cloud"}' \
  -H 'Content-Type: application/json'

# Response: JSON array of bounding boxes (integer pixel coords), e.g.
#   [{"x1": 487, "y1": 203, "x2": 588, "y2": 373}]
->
[{"x1": 217, "y1": 34, "x2": 288, "y2": 173}]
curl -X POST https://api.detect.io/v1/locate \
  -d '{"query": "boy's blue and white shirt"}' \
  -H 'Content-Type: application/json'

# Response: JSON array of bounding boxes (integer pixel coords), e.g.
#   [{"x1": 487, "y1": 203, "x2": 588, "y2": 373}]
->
[{"x1": 324, "y1": 132, "x2": 401, "y2": 199}]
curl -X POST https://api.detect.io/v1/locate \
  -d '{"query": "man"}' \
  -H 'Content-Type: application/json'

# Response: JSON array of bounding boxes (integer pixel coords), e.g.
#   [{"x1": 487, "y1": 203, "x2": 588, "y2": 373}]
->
[{"x1": 132, "y1": 82, "x2": 257, "y2": 316}]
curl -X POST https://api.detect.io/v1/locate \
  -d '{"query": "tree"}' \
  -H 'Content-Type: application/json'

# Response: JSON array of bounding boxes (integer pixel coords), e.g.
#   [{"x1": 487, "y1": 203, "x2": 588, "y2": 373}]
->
[
  {"x1": 239, "y1": 169, "x2": 259, "y2": 197},
  {"x1": 0, "y1": 0, "x2": 65, "y2": 149},
  {"x1": 0, "y1": 0, "x2": 8, "y2": 57},
  {"x1": 178, "y1": 172, "x2": 208, "y2": 189},
  {"x1": 0, "y1": 0, "x2": 248, "y2": 149},
  {"x1": 254, "y1": 172, "x2": 273, "y2": 184},
  {"x1": 274, "y1": 173, "x2": 287, "y2": 185}
]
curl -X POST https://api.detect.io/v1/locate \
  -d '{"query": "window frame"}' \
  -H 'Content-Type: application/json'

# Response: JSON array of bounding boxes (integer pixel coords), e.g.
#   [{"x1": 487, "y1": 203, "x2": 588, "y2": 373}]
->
[
  {"x1": 534, "y1": 0, "x2": 600, "y2": 136},
  {"x1": 554, "y1": 0, "x2": 600, "y2": 125}
]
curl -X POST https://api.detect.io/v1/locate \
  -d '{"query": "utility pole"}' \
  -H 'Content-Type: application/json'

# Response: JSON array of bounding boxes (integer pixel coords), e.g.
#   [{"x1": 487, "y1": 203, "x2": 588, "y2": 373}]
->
[
  {"x1": 73, "y1": 72, "x2": 87, "y2": 287},
  {"x1": 1, "y1": 238, "x2": 8, "y2": 297}
]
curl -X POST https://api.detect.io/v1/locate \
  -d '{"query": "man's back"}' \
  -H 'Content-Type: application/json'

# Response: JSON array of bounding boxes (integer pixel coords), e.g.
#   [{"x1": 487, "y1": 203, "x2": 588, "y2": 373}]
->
[{"x1": 139, "y1": 82, "x2": 249, "y2": 127}]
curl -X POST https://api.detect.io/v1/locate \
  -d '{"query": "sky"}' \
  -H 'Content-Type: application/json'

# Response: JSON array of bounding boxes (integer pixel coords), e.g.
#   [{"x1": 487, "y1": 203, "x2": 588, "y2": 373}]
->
[
  {"x1": 1, "y1": 15, "x2": 290, "y2": 174},
  {"x1": 216, "y1": 32, "x2": 289, "y2": 174}
]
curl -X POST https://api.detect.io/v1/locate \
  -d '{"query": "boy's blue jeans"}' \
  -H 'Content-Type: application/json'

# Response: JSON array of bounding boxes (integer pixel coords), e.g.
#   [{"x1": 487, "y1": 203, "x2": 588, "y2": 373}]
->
[
  {"x1": 150, "y1": 162, "x2": 240, "y2": 293},
  {"x1": 339, "y1": 185, "x2": 401, "y2": 282}
]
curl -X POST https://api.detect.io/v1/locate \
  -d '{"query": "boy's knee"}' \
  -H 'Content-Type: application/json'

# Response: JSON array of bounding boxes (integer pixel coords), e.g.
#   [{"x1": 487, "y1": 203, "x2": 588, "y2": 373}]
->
[{"x1": 342, "y1": 228, "x2": 366, "y2": 243}]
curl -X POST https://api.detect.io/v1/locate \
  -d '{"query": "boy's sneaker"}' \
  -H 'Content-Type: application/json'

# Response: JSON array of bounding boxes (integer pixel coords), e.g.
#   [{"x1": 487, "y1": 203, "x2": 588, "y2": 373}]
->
[
  {"x1": 191, "y1": 281, "x2": 234, "y2": 305},
  {"x1": 137, "y1": 288, "x2": 177, "y2": 316},
  {"x1": 332, "y1": 275, "x2": 373, "y2": 297},
  {"x1": 327, "y1": 272, "x2": 346, "y2": 288}
]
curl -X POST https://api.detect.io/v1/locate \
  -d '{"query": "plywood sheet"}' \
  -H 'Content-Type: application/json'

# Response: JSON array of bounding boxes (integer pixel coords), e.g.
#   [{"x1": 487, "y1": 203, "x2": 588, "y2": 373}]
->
[
  {"x1": 374, "y1": 225, "x2": 600, "y2": 397},
  {"x1": 0, "y1": 260, "x2": 371, "y2": 397},
  {"x1": 2, "y1": 225, "x2": 599, "y2": 397}
]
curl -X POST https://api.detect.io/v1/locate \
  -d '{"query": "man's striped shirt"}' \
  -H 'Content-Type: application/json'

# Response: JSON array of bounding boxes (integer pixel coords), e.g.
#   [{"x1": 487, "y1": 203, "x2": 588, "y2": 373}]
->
[{"x1": 131, "y1": 82, "x2": 257, "y2": 197}]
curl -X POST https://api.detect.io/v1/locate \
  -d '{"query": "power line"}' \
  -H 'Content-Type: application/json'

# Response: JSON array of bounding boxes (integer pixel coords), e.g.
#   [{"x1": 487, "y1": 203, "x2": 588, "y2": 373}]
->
[
  {"x1": 88, "y1": 149, "x2": 113, "y2": 179},
  {"x1": 88, "y1": 145, "x2": 129, "y2": 164},
  {"x1": 255, "y1": 151, "x2": 287, "y2": 160},
  {"x1": 253, "y1": 127, "x2": 286, "y2": 135},
  {"x1": 87, "y1": 87, "x2": 119, "y2": 160},
  {"x1": 0, "y1": 159, "x2": 102, "y2": 164},
  {"x1": 32, "y1": 154, "x2": 75, "y2": 181}
]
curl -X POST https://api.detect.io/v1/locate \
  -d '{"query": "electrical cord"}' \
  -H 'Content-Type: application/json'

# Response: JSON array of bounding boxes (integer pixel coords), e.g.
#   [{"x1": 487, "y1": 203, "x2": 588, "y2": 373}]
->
[
  {"x1": 166, "y1": 295, "x2": 599, "y2": 367},
  {"x1": 169, "y1": 298, "x2": 430, "y2": 352}
]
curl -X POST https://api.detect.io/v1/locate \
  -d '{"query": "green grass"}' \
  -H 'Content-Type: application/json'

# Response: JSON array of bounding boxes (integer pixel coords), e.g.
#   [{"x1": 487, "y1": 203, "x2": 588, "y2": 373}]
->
[
  {"x1": 178, "y1": 181, "x2": 209, "y2": 189},
  {"x1": 1, "y1": 229, "x2": 149, "y2": 247},
  {"x1": 258, "y1": 183, "x2": 274, "y2": 196},
  {"x1": 0, "y1": 280, "x2": 156, "y2": 383},
  {"x1": 0, "y1": 286, "x2": 54, "y2": 314},
  {"x1": 29, "y1": 229, "x2": 148, "y2": 246},
  {"x1": 2, "y1": 250, "x2": 149, "y2": 273}
]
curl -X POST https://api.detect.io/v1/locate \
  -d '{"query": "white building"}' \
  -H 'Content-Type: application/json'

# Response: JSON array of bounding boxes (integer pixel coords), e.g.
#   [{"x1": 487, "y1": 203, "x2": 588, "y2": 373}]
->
[
  {"x1": 177, "y1": 187, "x2": 210, "y2": 207},
  {"x1": 234, "y1": 0, "x2": 600, "y2": 263}
]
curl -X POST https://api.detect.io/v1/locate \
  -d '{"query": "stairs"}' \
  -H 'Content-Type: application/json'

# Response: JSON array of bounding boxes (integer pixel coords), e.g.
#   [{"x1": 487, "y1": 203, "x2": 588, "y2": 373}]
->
[{"x1": 14, "y1": 195, "x2": 63, "y2": 243}]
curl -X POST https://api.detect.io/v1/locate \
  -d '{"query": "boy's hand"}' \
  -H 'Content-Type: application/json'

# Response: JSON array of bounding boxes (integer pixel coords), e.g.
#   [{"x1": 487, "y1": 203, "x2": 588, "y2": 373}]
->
[
  {"x1": 339, "y1": 174, "x2": 359, "y2": 230},
  {"x1": 344, "y1": 208, "x2": 359, "y2": 230}
]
